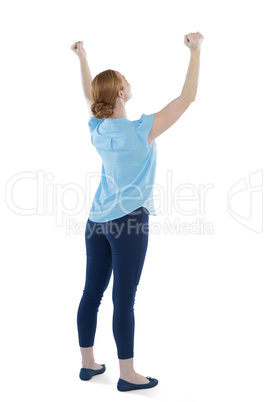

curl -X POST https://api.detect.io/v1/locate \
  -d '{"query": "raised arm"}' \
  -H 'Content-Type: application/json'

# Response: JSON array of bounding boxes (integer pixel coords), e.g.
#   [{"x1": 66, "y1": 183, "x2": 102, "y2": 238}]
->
[
  {"x1": 70, "y1": 41, "x2": 94, "y2": 114},
  {"x1": 148, "y1": 32, "x2": 204, "y2": 147}
]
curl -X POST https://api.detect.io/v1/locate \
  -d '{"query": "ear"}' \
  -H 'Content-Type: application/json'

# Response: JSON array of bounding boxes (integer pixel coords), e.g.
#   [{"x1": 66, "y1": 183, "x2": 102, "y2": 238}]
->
[{"x1": 117, "y1": 89, "x2": 124, "y2": 98}]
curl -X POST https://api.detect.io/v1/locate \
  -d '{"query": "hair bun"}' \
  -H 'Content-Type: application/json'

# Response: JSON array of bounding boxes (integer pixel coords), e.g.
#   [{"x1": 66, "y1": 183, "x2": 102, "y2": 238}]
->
[{"x1": 91, "y1": 102, "x2": 113, "y2": 119}]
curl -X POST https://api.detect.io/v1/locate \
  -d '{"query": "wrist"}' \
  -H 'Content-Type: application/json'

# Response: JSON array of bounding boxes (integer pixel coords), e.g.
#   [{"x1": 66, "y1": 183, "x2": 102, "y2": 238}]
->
[
  {"x1": 190, "y1": 49, "x2": 200, "y2": 55},
  {"x1": 79, "y1": 54, "x2": 87, "y2": 62}
]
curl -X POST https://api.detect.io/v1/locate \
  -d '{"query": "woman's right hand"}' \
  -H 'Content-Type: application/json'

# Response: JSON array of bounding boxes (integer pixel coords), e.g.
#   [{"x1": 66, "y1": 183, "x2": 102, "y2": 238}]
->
[
  {"x1": 70, "y1": 41, "x2": 86, "y2": 60},
  {"x1": 184, "y1": 32, "x2": 204, "y2": 51}
]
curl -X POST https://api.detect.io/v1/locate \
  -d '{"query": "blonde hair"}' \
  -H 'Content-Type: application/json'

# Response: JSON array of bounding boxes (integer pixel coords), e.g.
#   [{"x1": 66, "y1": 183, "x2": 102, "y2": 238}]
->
[{"x1": 90, "y1": 69, "x2": 125, "y2": 119}]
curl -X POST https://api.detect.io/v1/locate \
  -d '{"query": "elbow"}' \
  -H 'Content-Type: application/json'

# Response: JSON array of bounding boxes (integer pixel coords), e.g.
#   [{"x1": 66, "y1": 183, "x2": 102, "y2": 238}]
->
[
  {"x1": 187, "y1": 94, "x2": 196, "y2": 103},
  {"x1": 188, "y1": 96, "x2": 196, "y2": 103},
  {"x1": 180, "y1": 92, "x2": 196, "y2": 103}
]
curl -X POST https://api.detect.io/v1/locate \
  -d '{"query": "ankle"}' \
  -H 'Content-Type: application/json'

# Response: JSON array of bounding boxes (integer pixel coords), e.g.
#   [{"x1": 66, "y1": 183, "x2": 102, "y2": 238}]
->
[
  {"x1": 82, "y1": 360, "x2": 95, "y2": 366},
  {"x1": 120, "y1": 369, "x2": 136, "y2": 377}
]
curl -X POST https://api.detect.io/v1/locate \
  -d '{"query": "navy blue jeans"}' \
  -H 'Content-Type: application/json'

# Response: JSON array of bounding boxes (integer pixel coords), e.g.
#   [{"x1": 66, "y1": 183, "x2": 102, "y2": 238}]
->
[{"x1": 77, "y1": 206, "x2": 149, "y2": 359}]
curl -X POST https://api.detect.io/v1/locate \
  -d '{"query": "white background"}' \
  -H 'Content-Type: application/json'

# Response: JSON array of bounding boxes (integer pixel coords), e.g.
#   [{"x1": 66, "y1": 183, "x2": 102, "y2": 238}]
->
[{"x1": 1, "y1": 0, "x2": 267, "y2": 401}]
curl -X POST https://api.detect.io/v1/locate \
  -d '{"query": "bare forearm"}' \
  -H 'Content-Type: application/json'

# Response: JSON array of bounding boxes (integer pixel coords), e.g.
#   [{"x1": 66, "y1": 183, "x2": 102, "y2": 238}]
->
[
  {"x1": 181, "y1": 50, "x2": 200, "y2": 101},
  {"x1": 79, "y1": 56, "x2": 93, "y2": 99}
]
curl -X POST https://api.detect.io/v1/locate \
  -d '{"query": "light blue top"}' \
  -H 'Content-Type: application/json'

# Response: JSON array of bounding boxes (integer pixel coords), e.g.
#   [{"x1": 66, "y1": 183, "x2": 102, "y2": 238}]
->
[{"x1": 87, "y1": 113, "x2": 157, "y2": 222}]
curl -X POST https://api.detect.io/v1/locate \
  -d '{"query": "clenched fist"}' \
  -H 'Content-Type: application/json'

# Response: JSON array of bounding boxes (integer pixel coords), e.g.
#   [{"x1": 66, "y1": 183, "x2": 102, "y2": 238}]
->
[
  {"x1": 184, "y1": 32, "x2": 204, "y2": 51},
  {"x1": 70, "y1": 41, "x2": 86, "y2": 59}
]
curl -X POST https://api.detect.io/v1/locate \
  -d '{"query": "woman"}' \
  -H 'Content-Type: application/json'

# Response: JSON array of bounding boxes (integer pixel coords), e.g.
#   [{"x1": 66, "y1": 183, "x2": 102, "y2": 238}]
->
[{"x1": 71, "y1": 32, "x2": 204, "y2": 392}]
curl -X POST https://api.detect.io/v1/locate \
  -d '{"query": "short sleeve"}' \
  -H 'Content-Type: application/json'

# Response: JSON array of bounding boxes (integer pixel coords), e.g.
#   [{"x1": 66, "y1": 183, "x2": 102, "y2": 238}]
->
[
  {"x1": 88, "y1": 115, "x2": 104, "y2": 132},
  {"x1": 135, "y1": 113, "x2": 155, "y2": 149}
]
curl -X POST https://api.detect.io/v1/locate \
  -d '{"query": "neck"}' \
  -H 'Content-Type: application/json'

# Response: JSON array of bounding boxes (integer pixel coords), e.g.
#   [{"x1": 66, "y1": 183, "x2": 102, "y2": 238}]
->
[
  {"x1": 108, "y1": 111, "x2": 127, "y2": 119},
  {"x1": 108, "y1": 100, "x2": 127, "y2": 119}
]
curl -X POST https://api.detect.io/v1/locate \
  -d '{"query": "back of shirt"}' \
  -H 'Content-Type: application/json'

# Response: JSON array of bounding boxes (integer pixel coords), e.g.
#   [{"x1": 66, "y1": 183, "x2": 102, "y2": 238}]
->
[{"x1": 87, "y1": 113, "x2": 157, "y2": 222}]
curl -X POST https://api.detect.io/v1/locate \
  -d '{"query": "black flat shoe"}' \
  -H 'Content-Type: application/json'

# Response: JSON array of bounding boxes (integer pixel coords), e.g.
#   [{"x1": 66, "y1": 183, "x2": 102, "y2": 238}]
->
[
  {"x1": 117, "y1": 376, "x2": 158, "y2": 391},
  {"x1": 79, "y1": 364, "x2": 106, "y2": 381}
]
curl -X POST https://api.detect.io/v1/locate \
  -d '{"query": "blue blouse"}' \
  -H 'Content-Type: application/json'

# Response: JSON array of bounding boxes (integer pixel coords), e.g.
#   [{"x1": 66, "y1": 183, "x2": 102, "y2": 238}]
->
[{"x1": 87, "y1": 113, "x2": 157, "y2": 222}]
